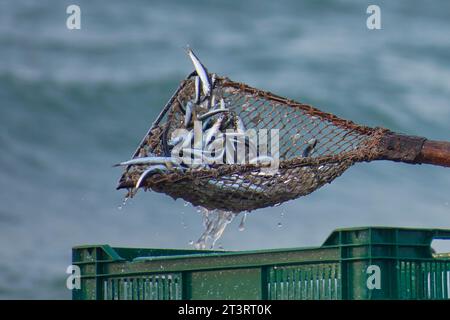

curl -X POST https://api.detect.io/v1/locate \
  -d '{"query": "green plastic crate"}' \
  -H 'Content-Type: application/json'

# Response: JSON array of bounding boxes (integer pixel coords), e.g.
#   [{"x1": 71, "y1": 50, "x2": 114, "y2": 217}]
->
[{"x1": 72, "y1": 226, "x2": 450, "y2": 300}]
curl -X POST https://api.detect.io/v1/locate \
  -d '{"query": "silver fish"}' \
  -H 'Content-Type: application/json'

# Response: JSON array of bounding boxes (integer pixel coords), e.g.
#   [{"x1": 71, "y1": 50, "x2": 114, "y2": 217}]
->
[
  {"x1": 197, "y1": 108, "x2": 229, "y2": 121},
  {"x1": 202, "y1": 117, "x2": 213, "y2": 131},
  {"x1": 194, "y1": 76, "x2": 201, "y2": 104},
  {"x1": 302, "y1": 138, "x2": 318, "y2": 157},
  {"x1": 184, "y1": 101, "x2": 194, "y2": 127},
  {"x1": 135, "y1": 165, "x2": 168, "y2": 188},
  {"x1": 220, "y1": 115, "x2": 234, "y2": 131},
  {"x1": 200, "y1": 98, "x2": 211, "y2": 110},
  {"x1": 186, "y1": 48, "x2": 211, "y2": 97},
  {"x1": 181, "y1": 129, "x2": 195, "y2": 149},
  {"x1": 204, "y1": 115, "x2": 225, "y2": 147},
  {"x1": 168, "y1": 135, "x2": 184, "y2": 147},
  {"x1": 206, "y1": 136, "x2": 224, "y2": 152},
  {"x1": 209, "y1": 93, "x2": 216, "y2": 109},
  {"x1": 113, "y1": 156, "x2": 177, "y2": 167},
  {"x1": 219, "y1": 98, "x2": 226, "y2": 110},
  {"x1": 211, "y1": 73, "x2": 217, "y2": 89},
  {"x1": 204, "y1": 137, "x2": 225, "y2": 163},
  {"x1": 235, "y1": 116, "x2": 246, "y2": 133}
]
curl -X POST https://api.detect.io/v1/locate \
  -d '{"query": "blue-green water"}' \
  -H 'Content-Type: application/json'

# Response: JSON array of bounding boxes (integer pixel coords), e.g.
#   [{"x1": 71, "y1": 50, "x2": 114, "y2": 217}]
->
[{"x1": 0, "y1": 0, "x2": 449, "y2": 298}]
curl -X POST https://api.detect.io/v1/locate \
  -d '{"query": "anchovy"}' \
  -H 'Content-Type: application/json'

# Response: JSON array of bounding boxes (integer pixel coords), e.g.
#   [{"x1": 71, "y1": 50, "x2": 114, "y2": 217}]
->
[
  {"x1": 186, "y1": 48, "x2": 211, "y2": 97},
  {"x1": 206, "y1": 136, "x2": 224, "y2": 152},
  {"x1": 135, "y1": 165, "x2": 168, "y2": 189},
  {"x1": 184, "y1": 101, "x2": 194, "y2": 127},
  {"x1": 206, "y1": 136, "x2": 225, "y2": 156},
  {"x1": 181, "y1": 129, "x2": 195, "y2": 149},
  {"x1": 197, "y1": 108, "x2": 229, "y2": 121},
  {"x1": 235, "y1": 116, "x2": 246, "y2": 133},
  {"x1": 220, "y1": 114, "x2": 234, "y2": 131},
  {"x1": 209, "y1": 94, "x2": 216, "y2": 109},
  {"x1": 204, "y1": 115, "x2": 225, "y2": 147},
  {"x1": 194, "y1": 76, "x2": 201, "y2": 104},
  {"x1": 202, "y1": 117, "x2": 214, "y2": 131},
  {"x1": 200, "y1": 97, "x2": 210, "y2": 109},
  {"x1": 302, "y1": 138, "x2": 318, "y2": 157},
  {"x1": 227, "y1": 114, "x2": 253, "y2": 159},
  {"x1": 113, "y1": 156, "x2": 177, "y2": 167},
  {"x1": 168, "y1": 135, "x2": 184, "y2": 147},
  {"x1": 211, "y1": 73, "x2": 217, "y2": 89}
]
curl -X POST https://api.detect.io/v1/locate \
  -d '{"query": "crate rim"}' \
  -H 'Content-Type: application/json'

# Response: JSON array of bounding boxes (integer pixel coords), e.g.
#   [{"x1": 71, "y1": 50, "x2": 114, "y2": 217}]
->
[
  {"x1": 72, "y1": 226, "x2": 450, "y2": 266},
  {"x1": 73, "y1": 225, "x2": 450, "y2": 252}
]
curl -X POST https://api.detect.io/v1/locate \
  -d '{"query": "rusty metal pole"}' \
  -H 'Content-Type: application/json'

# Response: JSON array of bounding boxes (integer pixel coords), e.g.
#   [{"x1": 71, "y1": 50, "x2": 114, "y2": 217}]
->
[{"x1": 378, "y1": 133, "x2": 450, "y2": 168}]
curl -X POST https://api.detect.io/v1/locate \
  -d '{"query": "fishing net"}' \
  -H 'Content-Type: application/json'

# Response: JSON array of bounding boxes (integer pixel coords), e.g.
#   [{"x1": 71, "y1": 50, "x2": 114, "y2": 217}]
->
[{"x1": 117, "y1": 74, "x2": 388, "y2": 212}]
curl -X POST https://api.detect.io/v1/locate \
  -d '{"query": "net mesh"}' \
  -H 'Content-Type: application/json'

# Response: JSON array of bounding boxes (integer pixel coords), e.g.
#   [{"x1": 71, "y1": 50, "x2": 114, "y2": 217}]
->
[{"x1": 117, "y1": 75, "x2": 387, "y2": 212}]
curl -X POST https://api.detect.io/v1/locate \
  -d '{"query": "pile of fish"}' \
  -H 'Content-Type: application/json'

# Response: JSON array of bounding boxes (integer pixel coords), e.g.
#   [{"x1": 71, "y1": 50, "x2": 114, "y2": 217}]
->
[
  {"x1": 115, "y1": 49, "x2": 264, "y2": 189},
  {"x1": 114, "y1": 48, "x2": 318, "y2": 190}
]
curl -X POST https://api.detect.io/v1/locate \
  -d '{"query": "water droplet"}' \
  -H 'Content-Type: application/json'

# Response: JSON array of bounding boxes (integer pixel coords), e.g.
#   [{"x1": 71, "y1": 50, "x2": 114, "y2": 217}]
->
[
  {"x1": 238, "y1": 213, "x2": 247, "y2": 232},
  {"x1": 188, "y1": 240, "x2": 194, "y2": 245},
  {"x1": 194, "y1": 241, "x2": 206, "y2": 250},
  {"x1": 180, "y1": 211, "x2": 188, "y2": 229},
  {"x1": 118, "y1": 197, "x2": 129, "y2": 210},
  {"x1": 277, "y1": 222, "x2": 283, "y2": 228},
  {"x1": 184, "y1": 202, "x2": 189, "y2": 207},
  {"x1": 194, "y1": 208, "x2": 236, "y2": 249}
]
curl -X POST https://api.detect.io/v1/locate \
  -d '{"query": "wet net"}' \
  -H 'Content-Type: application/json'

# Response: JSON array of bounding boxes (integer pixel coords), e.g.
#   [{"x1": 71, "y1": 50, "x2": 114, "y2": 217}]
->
[{"x1": 117, "y1": 75, "x2": 388, "y2": 212}]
